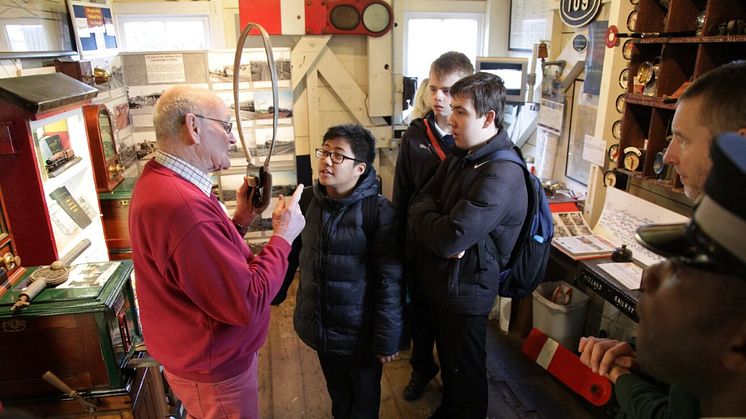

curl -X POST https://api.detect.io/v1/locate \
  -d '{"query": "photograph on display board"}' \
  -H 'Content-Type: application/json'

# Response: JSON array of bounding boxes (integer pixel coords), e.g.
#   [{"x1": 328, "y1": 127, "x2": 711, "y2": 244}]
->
[
  {"x1": 216, "y1": 90, "x2": 256, "y2": 120},
  {"x1": 253, "y1": 89, "x2": 293, "y2": 119},
  {"x1": 208, "y1": 51, "x2": 251, "y2": 90},
  {"x1": 250, "y1": 126, "x2": 295, "y2": 168},
  {"x1": 131, "y1": 130, "x2": 156, "y2": 162}
]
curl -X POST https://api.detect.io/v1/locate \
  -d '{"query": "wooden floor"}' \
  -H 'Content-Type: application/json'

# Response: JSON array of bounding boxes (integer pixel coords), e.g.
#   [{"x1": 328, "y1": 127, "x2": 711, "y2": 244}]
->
[
  {"x1": 258, "y1": 280, "x2": 608, "y2": 419},
  {"x1": 258, "y1": 280, "x2": 442, "y2": 419}
]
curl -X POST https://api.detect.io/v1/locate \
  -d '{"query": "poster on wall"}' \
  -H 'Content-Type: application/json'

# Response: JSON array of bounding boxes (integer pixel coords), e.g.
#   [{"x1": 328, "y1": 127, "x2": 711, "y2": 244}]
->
[
  {"x1": 68, "y1": 0, "x2": 118, "y2": 59},
  {"x1": 509, "y1": 0, "x2": 548, "y2": 51}
]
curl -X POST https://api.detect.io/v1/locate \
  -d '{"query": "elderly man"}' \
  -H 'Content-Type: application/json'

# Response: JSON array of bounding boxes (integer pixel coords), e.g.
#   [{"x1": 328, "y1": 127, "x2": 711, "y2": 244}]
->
[
  {"x1": 663, "y1": 60, "x2": 746, "y2": 199},
  {"x1": 582, "y1": 133, "x2": 746, "y2": 418},
  {"x1": 129, "y1": 85, "x2": 305, "y2": 418}
]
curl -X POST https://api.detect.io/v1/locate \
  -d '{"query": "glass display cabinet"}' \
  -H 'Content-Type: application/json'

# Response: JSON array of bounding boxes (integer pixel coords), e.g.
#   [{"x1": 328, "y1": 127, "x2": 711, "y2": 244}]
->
[{"x1": 0, "y1": 73, "x2": 108, "y2": 266}]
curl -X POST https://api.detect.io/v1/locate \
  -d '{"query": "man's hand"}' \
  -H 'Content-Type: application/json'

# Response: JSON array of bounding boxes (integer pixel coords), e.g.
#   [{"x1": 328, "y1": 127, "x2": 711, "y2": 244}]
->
[
  {"x1": 377, "y1": 352, "x2": 399, "y2": 364},
  {"x1": 578, "y1": 337, "x2": 637, "y2": 383},
  {"x1": 272, "y1": 184, "x2": 305, "y2": 244},
  {"x1": 234, "y1": 177, "x2": 260, "y2": 227}
]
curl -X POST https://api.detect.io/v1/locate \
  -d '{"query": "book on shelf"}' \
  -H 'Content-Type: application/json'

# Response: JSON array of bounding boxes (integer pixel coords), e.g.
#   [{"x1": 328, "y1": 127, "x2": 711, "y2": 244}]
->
[
  {"x1": 49, "y1": 186, "x2": 92, "y2": 229},
  {"x1": 552, "y1": 234, "x2": 616, "y2": 260}
]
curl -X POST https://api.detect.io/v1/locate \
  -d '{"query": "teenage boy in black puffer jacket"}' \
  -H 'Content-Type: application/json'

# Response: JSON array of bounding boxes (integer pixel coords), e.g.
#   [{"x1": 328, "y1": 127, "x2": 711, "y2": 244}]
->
[
  {"x1": 290, "y1": 124, "x2": 404, "y2": 419},
  {"x1": 409, "y1": 73, "x2": 527, "y2": 419},
  {"x1": 393, "y1": 51, "x2": 474, "y2": 402}
]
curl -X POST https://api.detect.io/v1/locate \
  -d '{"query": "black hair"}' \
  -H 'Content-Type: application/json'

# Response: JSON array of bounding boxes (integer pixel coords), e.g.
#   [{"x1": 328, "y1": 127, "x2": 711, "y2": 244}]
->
[
  {"x1": 322, "y1": 124, "x2": 376, "y2": 167},
  {"x1": 430, "y1": 51, "x2": 474, "y2": 80},
  {"x1": 449, "y1": 72, "x2": 507, "y2": 129}
]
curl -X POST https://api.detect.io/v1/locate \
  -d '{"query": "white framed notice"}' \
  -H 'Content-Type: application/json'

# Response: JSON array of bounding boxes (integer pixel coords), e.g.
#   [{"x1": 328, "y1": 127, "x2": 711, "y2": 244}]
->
[{"x1": 509, "y1": 0, "x2": 548, "y2": 51}]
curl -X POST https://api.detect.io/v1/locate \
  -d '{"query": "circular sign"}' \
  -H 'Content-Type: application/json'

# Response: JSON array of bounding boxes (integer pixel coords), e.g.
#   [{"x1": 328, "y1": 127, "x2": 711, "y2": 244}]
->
[
  {"x1": 573, "y1": 34, "x2": 588, "y2": 52},
  {"x1": 560, "y1": 0, "x2": 603, "y2": 28}
]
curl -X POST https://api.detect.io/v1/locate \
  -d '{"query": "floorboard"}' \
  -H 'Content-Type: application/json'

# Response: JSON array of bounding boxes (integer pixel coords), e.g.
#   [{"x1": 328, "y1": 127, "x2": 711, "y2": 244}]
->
[{"x1": 262, "y1": 278, "x2": 609, "y2": 419}]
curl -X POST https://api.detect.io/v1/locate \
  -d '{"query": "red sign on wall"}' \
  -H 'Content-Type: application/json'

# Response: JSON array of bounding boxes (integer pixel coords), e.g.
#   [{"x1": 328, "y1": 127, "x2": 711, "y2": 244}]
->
[{"x1": 84, "y1": 6, "x2": 104, "y2": 28}]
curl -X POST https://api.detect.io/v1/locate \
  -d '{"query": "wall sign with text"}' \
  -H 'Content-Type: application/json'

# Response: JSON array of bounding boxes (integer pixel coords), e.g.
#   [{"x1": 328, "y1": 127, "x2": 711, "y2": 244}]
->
[
  {"x1": 68, "y1": 0, "x2": 118, "y2": 59},
  {"x1": 560, "y1": 0, "x2": 602, "y2": 28}
]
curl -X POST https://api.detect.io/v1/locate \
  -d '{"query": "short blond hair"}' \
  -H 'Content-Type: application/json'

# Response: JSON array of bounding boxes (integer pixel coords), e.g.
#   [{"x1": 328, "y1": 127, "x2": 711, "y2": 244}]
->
[{"x1": 153, "y1": 86, "x2": 224, "y2": 141}]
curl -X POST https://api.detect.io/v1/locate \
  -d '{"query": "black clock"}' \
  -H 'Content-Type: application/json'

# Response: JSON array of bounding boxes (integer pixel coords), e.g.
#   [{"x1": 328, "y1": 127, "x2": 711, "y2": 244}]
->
[{"x1": 623, "y1": 146, "x2": 643, "y2": 171}]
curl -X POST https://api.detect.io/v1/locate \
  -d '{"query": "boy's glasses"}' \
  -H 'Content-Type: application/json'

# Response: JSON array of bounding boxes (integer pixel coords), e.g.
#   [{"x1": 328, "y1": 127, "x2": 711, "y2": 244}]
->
[
  {"x1": 194, "y1": 114, "x2": 233, "y2": 134},
  {"x1": 315, "y1": 148, "x2": 362, "y2": 165}
]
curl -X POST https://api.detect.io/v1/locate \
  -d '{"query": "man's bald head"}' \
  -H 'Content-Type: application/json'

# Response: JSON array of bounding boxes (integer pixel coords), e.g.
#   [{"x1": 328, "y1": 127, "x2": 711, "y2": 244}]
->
[{"x1": 153, "y1": 86, "x2": 226, "y2": 143}]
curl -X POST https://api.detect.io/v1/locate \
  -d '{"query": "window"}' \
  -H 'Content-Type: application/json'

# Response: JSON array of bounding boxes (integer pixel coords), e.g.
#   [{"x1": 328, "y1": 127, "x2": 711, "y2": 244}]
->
[
  {"x1": 403, "y1": 12, "x2": 484, "y2": 82},
  {"x1": 117, "y1": 16, "x2": 210, "y2": 51}
]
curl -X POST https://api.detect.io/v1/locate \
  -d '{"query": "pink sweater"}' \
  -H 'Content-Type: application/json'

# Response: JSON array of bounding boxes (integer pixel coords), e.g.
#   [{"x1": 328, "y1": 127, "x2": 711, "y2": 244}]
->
[{"x1": 129, "y1": 161, "x2": 290, "y2": 382}]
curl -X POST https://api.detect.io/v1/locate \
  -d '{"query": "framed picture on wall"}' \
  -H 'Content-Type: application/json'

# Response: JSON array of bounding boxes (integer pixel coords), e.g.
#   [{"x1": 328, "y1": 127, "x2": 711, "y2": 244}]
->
[
  {"x1": 509, "y1": 0, "x2": 548, "y2": 51},
  {"x1": 68, "y1": 0, "x2": 119, "y2": 59}
]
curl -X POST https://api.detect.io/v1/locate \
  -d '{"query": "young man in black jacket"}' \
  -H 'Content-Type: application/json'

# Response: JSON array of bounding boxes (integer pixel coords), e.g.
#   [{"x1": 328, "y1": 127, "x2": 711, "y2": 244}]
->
[
  {"x1": 290, "y1": 124, "x2": 404, "y2": 419},
  {"x1": 393, "y1": 51, "x2": 473, "y2": 401},
  {"x1": 409, "y1": 72, "x2": 527, "y2": 418}
]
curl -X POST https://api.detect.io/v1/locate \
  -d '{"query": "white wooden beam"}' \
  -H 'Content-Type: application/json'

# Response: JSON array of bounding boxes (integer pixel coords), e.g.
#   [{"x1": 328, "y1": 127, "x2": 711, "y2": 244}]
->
[
  {"x1": 317, "y1": 49, "x2": 373, "y2": 126},
  {"x1": 290, "y1": 35, "x2": 331, "y2": 89}
]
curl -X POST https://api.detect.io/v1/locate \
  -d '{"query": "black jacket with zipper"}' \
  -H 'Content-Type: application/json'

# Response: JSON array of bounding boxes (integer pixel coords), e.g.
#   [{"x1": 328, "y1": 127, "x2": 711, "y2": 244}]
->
[
  {"x1": 292, "y1": 168, "x2": 404, "y2": 356},
  {"x1": 409, "y1": 130, "x2": 528, "y2": 315}
]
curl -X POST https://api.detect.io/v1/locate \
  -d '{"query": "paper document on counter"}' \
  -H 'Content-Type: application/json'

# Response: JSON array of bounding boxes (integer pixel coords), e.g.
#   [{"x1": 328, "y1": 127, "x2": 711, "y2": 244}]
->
[
  {"x1": 598, "y1": 262, "x2": 644, "y2": 290},
  {"x1": 593, "y1": 188, "x2": 689, "y2": 267}
]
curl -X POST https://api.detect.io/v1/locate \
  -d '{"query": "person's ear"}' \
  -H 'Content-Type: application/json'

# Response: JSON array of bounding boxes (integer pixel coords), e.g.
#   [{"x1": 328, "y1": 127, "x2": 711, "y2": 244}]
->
[
  {"x1": 184, "y1": 113, "x2": 200, "y2": 145},
  {"x1": 355, "y1": 162, "x2": 366, "y2": 176},
  {"x1": 721, "y1": 321, "x2": 746, "y2": 373},
  {"x1": 483, "y1": 110, "x2": 496, "y2": 128},
  {"x1": 735, "y1": 127, "x2": 746, "y2": 137}
]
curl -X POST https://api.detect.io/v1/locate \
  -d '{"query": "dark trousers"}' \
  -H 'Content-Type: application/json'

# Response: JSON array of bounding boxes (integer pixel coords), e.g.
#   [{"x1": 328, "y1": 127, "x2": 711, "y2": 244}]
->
[
  {"x1": 317, "y1": 352, "x2": 383, "y2": 419},
  {"x1": 431, "y1": 306, "x2": 488, "y2": 419},
  {"x1": 408, "y1": 282, "x2": 439, "y2": 377}
]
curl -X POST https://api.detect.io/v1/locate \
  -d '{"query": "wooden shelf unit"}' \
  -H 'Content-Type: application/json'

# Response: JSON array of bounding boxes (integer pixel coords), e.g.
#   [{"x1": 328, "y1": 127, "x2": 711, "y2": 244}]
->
[{"x1": 616, "y1": 0, "x2": 746, "y2": 198}]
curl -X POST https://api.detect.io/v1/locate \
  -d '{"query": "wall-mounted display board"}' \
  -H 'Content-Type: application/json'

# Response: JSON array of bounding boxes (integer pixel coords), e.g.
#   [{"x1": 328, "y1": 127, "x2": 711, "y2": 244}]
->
[
  {"x1": 68, "y1": 0, "x2": 119, "y2": 59},
  {"x1": 120, "y1": 49, "x2": 297, "y2": 236}
]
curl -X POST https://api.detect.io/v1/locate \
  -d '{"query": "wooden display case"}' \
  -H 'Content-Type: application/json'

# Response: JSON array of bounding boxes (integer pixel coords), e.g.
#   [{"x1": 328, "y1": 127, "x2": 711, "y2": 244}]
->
[
  {"x1": 614, "y1": 0, "x2": 746, "y2": 209},
  {"x1": 0, "y1": 261, "x2": 168, "y2": 417},
  {"x1": 99, "y1": 177, "x2": 135, "y2": 260},
  {"x1": 0, "y1": 261, "x2": 140, "y2": 399},
  {"x1": 0, "y1": 73, "x2": 109, "y2": 266},
  {"x1": 0, "y1": 186, "x2": 26, "y2": 296},
  {"x1": 83, "y1": 104, "x2": 125, "y2": 192}
]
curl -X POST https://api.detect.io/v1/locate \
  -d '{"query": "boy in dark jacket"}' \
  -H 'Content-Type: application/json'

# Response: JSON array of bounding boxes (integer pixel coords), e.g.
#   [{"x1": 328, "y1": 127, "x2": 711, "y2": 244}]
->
[
  {"x1": 409, "y1": 72, "x2": 528, "y2": 418},
  {"x1": 393, "y1": 51, "x2": 474, "y2": 401},
  {"x1": 290, "y1": 124, "x2": 404, "y2": 419}
]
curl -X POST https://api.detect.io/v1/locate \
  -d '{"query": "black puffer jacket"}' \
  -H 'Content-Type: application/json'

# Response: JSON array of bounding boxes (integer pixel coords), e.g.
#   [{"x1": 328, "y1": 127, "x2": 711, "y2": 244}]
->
[
  {"x1": 293, "y1": 168, "x2": 404, "y2": 356},
  {"x1": 409, "y1": 131, "x2": 528, "y2": 315}
]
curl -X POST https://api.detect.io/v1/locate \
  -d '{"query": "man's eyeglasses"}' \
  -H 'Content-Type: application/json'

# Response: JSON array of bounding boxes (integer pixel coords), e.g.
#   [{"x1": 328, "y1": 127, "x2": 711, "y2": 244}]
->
[
  {"x1": 315, "y1": 148, "x2": 363, "y2": 165},
  {"x1": 194, "y1": 114, "x2": 233, "y2": 134}
]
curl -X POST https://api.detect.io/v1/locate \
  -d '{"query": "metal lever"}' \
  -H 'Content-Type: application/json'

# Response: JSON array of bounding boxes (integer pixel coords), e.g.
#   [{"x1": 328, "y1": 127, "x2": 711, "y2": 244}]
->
[
  {"x1": 42, "y1": 371, "x2": 97, "y2": 413},
  {"x1": 233, "y1": 22, "x2": 279, "y2": 213}
]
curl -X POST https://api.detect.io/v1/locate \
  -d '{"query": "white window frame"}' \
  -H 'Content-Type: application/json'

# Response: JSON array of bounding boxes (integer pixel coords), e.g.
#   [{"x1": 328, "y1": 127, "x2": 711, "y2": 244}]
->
[
  {"x1": 113, "y1": 1, "x2": 223, "y2": 51},
  {"x1": 402, "y1": 11, "x2": 486, "y2": 79}
]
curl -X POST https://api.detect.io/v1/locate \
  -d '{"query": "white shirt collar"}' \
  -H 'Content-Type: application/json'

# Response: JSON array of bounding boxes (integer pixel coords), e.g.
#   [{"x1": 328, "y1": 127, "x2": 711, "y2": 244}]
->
[{"x1": 154, "y1": 150, "x2": 213, "y2": 196}]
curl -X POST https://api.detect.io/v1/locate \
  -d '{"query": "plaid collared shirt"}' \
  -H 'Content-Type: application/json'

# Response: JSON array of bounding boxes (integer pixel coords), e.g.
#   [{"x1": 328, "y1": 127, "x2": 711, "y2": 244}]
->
[{"x1": 154, "y1": 150, "x2": 213, "y2": 196}]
